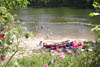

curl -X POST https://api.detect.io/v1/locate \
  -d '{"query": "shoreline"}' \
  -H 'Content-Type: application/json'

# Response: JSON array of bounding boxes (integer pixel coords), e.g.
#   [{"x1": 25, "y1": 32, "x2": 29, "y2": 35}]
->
[{"x1": 13, "y1": 37, "x2": 95, "y2": 58}]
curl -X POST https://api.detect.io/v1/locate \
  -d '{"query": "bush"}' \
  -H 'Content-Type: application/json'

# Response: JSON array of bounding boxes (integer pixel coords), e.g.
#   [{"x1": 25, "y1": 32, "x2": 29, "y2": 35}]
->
[
  {"x1": 8, "y1": 51, "x2": 95, "y2": 67},
  {"x1": 0, "y1": 0, "x2": 29, "y2": 67}
]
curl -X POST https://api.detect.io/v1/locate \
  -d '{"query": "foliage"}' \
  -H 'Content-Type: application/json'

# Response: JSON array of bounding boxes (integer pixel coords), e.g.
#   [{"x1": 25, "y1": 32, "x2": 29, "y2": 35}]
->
[
  {"x1": 0, "y1": 0, "x2": 29, "y2": 66},
  {"x1": 89, "y1": 1, "x2": 100, "y2": 67},
  {"x1": 24, "y1": 32, "x2": 33, "y2": 38},
  {"x1": 28, "y1": 0, "x2": 93, "y2": 8},
  {"x1": 90, "y1": 2, "x2": 100, "y2": 39},
  {"x1": 91, "y1": 25, "x2": 100, "y2": 38},
  {"x1": 89, "y1": 44, "x2": 100, "y2": 67},
  {"x1": 8, "y1": 50, "x2": 96, "y2": 67},
  {"x1": 0, "y1": 7, "x2": 24, "y2": 67},
  {"x1": 89, "y1": 1, "x2": 100, "y2": 16},
  {"x1": 0, "y1": 0, "x2": 29, "y2": 10}
]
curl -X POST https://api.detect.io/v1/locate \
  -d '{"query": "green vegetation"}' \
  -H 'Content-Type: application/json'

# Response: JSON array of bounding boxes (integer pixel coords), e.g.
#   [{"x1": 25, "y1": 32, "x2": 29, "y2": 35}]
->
[
  {"x1": 89, "y1": 1, "x2": 100, "y2": 67},
  {"x1": 0, "y1": 0, "x2": 29, "y2": 67},
  {"x1": 0, "y1": 0, "x2": 100, "y2": 67},
  {"x1": 0, "y1": 0, "x2": 29, "y2": 10},
  {"x1": 8, "y1": 45, "x2": 100, "y2": 67},
  {"x1": 28, "y1": 0, "x2": 93, "y2": 8},
  {"x1": 90, "y1": 2, "x2": 100, "y2": 38}
]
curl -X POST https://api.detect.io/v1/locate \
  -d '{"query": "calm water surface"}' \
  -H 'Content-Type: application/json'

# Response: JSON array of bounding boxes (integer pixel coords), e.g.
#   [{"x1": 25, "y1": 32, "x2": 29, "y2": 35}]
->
[{"x1": 14, "y1": 7, "x2": 100, "y2": 41}]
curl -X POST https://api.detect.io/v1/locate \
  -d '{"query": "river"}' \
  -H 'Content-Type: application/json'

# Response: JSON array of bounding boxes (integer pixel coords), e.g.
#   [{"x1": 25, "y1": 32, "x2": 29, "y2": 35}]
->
[{"x1": 14, "y1": 7, "x2": 100, "y2": 41}]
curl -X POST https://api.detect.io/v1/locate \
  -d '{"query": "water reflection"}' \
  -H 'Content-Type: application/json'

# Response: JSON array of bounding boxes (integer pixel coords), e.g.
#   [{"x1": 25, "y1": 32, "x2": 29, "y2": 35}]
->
[{"x1": 14, "y1": 7, "x2": 99, "y2": 41}]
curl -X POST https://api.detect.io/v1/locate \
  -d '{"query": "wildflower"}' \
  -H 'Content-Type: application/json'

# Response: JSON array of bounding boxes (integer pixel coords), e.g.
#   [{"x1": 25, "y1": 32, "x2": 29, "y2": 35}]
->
[
  {"x1": 0, "y1": 47, "x2": 2, "y2": 51},
  {"x1": 59, "y1": 53, "x2": 62, "y2": 57},
  {"x1": 56, "y1": 48, "x2": 62, "y2": 53},
  {"x1": 2, "y1": 56, "x2": 6, "y2": 61},
  {"x1": 59, "y1": 53, "x2": 65, "y2": 60},
  {"x1": 94, "y1": 41, "x2": 97, "y2": 44},
  {"x1": 60, "y1": 55, "x2": 65, "y2": 60},
  {"x1": 50, "y1": 50, "x2": 55, "y2": 56},
  {"x1": 0, "y1": 35, "x2": 4, "y2": 39},
  {"x1": 44, "y1": 64, "x2": 48, "y2": 67},
  {"x1": 80, "y1": 42, "x2": 86, "y2": 48},
  {"x1": 3, "y1": 30, "x2": 7, "y2": 33},
  {"x1": 72, "y1": 41, "x2": 79, "y2": 48}
]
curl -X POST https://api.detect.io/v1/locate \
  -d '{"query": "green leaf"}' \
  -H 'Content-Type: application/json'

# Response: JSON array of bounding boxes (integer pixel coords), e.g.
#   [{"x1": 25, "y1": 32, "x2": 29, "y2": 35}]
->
[
  {"x1": 89, "y1": 13, "x2": 94, "y2": 17},
  {"x1": 1, "y1": 49, "x2": 6, "y2": 53},
  {"x1": 86, "y1": 44, "x2": 90, "y2": 47},
  {"x1": 96, "y1": 27, "x2": 99, "y2": 31},
  {"x1": 82, "y1": 53, "x2": 87, "y2": 57},
  {"x1": 91, "y1": 27, "x2": 96, "y2": 32}
]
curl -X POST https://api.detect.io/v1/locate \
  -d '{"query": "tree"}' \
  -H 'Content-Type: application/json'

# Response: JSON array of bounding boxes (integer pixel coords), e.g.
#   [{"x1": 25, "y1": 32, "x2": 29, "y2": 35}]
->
[
  {"x1": 28, "y1": 0, "x2": 93, "y2": 8},
  {"x1": 0, "y1": 0, "x2": 29, "y2": 10}
]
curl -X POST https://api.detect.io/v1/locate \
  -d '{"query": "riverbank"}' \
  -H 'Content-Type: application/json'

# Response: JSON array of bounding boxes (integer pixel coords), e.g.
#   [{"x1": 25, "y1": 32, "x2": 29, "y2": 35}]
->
[{"x1": 13, "y1": 37, "x2": 96, "y2": 58}]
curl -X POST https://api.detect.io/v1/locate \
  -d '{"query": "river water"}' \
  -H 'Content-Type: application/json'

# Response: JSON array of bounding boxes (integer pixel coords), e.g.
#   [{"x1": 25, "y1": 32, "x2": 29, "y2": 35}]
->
[{"x1": 14, "y1": 7, "x2": 100, "y2": 41}]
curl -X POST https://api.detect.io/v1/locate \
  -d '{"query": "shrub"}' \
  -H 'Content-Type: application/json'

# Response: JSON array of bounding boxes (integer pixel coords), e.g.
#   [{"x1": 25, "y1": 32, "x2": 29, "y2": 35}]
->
[{"x1": 0, "y1": 0, "x2": 29, "y2": 67}]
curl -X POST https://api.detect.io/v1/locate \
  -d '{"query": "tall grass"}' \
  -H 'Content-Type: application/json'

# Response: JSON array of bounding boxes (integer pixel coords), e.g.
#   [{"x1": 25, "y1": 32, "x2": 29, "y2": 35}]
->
[{"x1": 8, "y1": 50, "x2": 95, "y2": 67}]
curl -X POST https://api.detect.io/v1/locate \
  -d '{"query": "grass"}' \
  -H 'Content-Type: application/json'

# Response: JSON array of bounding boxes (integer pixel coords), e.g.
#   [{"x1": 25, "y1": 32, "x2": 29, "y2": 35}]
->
[
  {"x1": 8, "y1": 42, "x2": 100, "y2": 67},
  {"x1": 8, "y1": 51, "x2": 95, "y2": 67}
]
